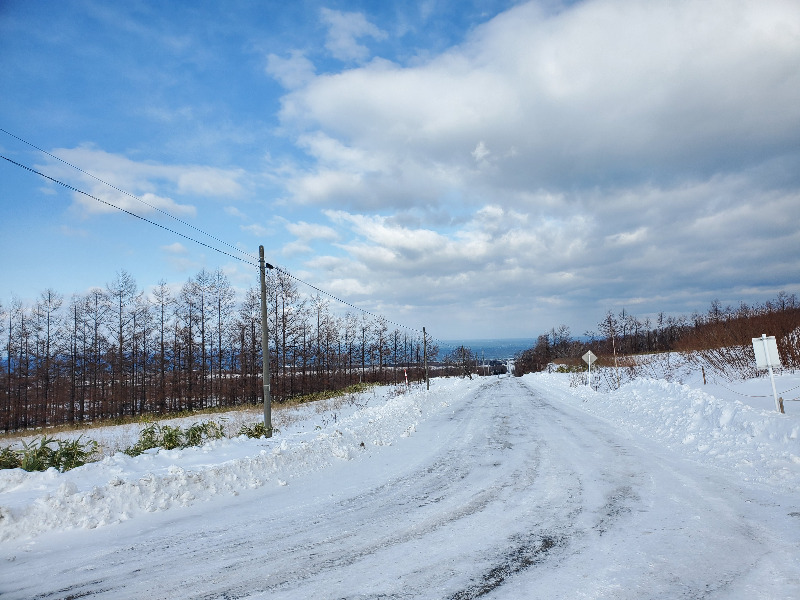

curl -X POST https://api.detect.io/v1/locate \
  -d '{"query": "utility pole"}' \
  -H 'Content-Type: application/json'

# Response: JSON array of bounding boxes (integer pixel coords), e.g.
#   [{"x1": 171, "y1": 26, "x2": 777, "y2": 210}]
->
[
  {"x1": 423, "y1": 326, "x2": 429, "y2": 390},
  {"x1": 259, "y1": 246, "x2": 274, "y2": 436}
]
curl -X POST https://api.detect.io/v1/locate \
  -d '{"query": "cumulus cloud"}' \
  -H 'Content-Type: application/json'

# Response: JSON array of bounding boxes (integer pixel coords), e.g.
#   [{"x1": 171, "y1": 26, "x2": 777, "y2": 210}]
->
[
  {"x1": 322, "y1": 206, "x2": 588, "y2": 293},
  {"x1": 320, "y1": 8, "x2": 387, "y2": 62},
  {"x1": 266, "y1": 50, "x2": 316, "y2": 89},
  {"x1": 241, "y1": 223, "x2": 271, "y2": 237},
  {"x1": 278, "y1": 0, "x2": 800, "y2": 203},
  {"x1": 279, "y1": 218, "x2": 340, "y2": 255},
  {"x1": 40, "y1": 145, "x2": 245, "y2": 217},
  {"x1": 284, "y1": 219, "x2": 339, "y2": 242},
  {"x1": 263, "y1": 0, "x2": 800, "y2": 335},
  {"x1": 224, "y1": 206, "x2": 248, "y2": 219},
  {"x1": 161, "y1": 242, "x2": 187, "y2": 254}
]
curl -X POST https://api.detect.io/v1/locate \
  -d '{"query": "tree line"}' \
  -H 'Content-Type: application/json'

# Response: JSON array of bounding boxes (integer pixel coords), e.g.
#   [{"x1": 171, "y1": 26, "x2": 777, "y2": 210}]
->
[
  {"x1": 514, "y1": 292, "x2": 800, "y2": 377},
  {"x1": 1, "y1": 269, "x2": 438, "y2": 433}
]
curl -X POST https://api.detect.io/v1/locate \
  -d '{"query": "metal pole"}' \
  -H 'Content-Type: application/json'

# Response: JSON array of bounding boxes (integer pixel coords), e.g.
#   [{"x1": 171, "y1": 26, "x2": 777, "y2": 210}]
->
[
  {"x1": 423, "y1": 327, "x2": 429, "y2": 390},
  {"x1": 259, "y1": 246, "x2": 273, "y2": 437},
  {"x1": 587, "y1": 359, "x2": 591, "y2": 389},
  {"x1": 762, "y1": 334, "x2": 780, "y2": 412}
]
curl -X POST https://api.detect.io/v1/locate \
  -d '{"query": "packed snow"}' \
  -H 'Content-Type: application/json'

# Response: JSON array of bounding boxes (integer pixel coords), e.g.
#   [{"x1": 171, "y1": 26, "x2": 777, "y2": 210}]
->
[{"x1": 1, "y1": 362, "x2": 799, "y2": 599}]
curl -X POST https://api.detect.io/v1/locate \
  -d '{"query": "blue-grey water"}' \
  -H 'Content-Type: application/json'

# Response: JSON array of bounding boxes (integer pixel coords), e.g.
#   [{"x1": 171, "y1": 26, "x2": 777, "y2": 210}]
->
[{"x1": 437, "y1": 338, "x2": 536, "y2": 361}]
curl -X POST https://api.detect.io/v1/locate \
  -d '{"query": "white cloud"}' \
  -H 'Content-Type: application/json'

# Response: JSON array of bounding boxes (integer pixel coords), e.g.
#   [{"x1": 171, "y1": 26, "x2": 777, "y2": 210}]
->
[
  {"x1": 286, "y1": 169, "x2": 364, "y2": 205},
  {"x1": 471, "y1": 141, "x2": 490, "y2": 162},
  {"x1": 320, "y1": 8, "x2": 387, "y2": 63},
  {"x1": 326, "y1": 277, "x2": 373, "y2": 297},
  {"x1": 266, "y1": 50, "x2": 316, "y2": 89},
  {"x1": 176, "y1": 167, "x2": 244, "y2": 197},
  {"x1": 282, "y1": 240, "x2": 313, "y2": 256},
  {"x1": 161, "y1": 242, "x2": 188, "y2": 254},
  {"x1": 276, "y1": 0, "x2": 800, "y2": 208},
  {"x1": 323, "y1": 206, "x2": 588, "y2": 285},
  {"x1": 279, "y1": 218, "x2": 340, "y2": 256},
  {"x1": 284, "y1": 219, "x2": 339, "y2": 242},
  {"x1": 241, "y1": 223, "x2": 270, "y2": 237},
  {"x1": 224, "y1": 206, "x2": 248, "y2": 219},
  {"x1": 12, "y1": 0, "x2": 796, "y2": 339},
  {"x1": 605, "y1": 227, "x2": 648, "y2": 247},
  {"x1": 160, "y1": 241, "x2": 201, "y2": 273},
  {"x1": 41, "y1": 146, "x2": 245, "y2": 217},
  {"x1": 254, "y1": 0, "x2": 800, "y2": 336}
]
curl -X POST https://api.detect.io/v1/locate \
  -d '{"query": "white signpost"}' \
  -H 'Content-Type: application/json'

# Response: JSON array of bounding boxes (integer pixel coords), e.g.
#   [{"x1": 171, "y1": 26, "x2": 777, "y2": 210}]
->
[
  {"x1": 582, "y1": 350, "x2": 597, "y2": 389},
  {"x1": 752, "y1": 334, "x2": 782, "y2": 412}
]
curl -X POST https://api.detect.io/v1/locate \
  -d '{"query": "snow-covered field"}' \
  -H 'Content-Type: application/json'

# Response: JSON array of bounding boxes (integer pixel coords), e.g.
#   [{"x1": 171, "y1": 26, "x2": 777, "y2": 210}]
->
[{"x1": 1, "y1": 364, "x2": 799, "y2": 599}]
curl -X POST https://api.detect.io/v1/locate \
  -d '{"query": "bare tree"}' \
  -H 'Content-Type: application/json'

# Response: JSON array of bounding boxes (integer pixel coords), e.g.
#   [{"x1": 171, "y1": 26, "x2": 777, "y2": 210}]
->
[
  {"x1": 371, "y1": 317, "x2": 389, "y2": 384},
  {"x1": 272, "y1": 268, "x2": 306, "y2": 401},
  {"x1": 209, "y1": 269, "x2": 235, "y2": 407},
  {"x1": 107, "y1": 271, "x2": 139, "y2": 417},
  {"x1": 236, "y1": 286, "x2": 261, "y2": 404},
  {"x1": 0, "y1": 299, "x2": 8, "y2": 431},
  {"x1": 151, "y1": 280, "x2": 173, "y2": 414}
]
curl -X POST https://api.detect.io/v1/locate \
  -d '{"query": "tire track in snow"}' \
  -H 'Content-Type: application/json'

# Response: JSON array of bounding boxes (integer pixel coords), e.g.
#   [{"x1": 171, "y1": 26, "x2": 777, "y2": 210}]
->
[
  {"x1": 187, "y1": 378, "x2": 567, "y2": 599},
  {"x1": 6, "y1": 377, "x2": 784, "y2": 599}
]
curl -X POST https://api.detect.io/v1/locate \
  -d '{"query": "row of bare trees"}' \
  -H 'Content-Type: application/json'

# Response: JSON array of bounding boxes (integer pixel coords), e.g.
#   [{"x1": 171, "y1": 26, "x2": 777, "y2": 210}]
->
[
  {"x1": 674, "y1": 293, "x2": 800, "y2": 379},
  {"x1": 515, "y1": 292, "x2": 800, "y2": 377},
  {"x1": 1, "y1": 269, "x2": 437, "y2": 432}
]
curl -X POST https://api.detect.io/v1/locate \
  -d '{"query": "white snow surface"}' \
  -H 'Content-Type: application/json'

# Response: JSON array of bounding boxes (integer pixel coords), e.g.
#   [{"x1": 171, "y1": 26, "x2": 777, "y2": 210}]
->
[{"x1": 1, "y1": 368, "x2": 799, "y2": 599}]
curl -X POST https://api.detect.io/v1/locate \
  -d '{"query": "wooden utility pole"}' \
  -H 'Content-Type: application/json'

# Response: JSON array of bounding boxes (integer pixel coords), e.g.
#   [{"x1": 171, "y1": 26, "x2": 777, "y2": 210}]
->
[
  {"x1": 259, "y1": 246, "x2": 274, "y2": 436},
  {"x1": 423, "y1": 326, "x2": 429, "y2": 390}
]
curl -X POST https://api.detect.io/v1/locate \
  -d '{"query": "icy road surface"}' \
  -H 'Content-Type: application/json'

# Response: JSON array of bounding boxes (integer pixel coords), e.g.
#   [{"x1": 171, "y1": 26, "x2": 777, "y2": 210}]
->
[{"x1": 1, "y1": 375, "x2": 799, "y2": 599}]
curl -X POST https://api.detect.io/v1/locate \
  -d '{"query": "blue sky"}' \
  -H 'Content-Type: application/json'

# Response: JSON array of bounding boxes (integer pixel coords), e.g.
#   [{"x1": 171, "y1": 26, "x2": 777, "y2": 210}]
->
[{"x1": 2, "y1": 0, "x2": 799, "y2": 340}]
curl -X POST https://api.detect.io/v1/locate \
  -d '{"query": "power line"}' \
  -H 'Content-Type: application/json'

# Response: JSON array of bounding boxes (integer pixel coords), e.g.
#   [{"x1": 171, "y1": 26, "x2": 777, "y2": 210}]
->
[
  {"x1": 1, "y1": 153, "x2": 257, "y2": 267},
  {"x1": 1, "y1": 150, "x2": 430, "y2": 338},
  {"x1": 271, "y1": 265, "x2": 423, "y2": 334},
  {"x1": 0, "y1": 127, "x2": 260, "y2": 265}
]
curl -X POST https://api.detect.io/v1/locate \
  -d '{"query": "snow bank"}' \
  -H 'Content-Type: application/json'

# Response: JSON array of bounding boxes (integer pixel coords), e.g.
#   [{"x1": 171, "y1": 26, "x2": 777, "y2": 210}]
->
[
  {"x1": 0, "y1": 379, "x2": 471, "y2": 542},
  {"x1": 5, "y1": 369, "x2": 797, "y2": 545},
  {"x1": 522, "y1": 373, "x2": 800, "y2": 490}
]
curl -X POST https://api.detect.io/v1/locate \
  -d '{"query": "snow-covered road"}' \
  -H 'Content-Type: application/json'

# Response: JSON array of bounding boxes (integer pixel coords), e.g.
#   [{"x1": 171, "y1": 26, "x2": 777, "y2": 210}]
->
[{"x1": 2, "y1": 375, "x2": 799, "y2": 598}]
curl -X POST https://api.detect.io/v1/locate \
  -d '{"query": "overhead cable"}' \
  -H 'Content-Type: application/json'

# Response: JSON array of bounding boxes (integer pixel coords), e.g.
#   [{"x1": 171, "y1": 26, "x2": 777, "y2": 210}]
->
[
  {"x1": 1, "y1": 150, "x2": 429, "y2": 338},
  {"x1": 1, "y1": 153, "x2": 256, "y2": 267},
  {"x1": 0, "y1": 127, "x2": 260, "y2": 264}
]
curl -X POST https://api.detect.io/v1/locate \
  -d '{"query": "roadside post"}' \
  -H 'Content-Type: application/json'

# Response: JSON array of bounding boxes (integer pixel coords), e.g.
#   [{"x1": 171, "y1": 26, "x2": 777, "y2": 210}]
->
[
  {"x1": 582, "y1": 350, "x2": 597, "y2": 389},
  {"x1": 423, "y1": 326, "x2": 429, "y2": 390},
  {"x1": 752, "y1": 334, "x2": 782, "y2": 413},
  {"x1": 259, "y1": 246, "x2": 275, "y2": 436}
]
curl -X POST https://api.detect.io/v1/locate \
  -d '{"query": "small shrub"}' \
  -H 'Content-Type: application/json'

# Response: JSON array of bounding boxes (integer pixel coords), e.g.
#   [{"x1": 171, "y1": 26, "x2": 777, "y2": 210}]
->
[
  {"x1": 555, "y1": 364, "x2": 585, "y2": 374},
  {"x1": 52, "y1": 436, "x2": 99, "y2": 471},
  {"x1": 19, "y1": 436, "x2": 56, "y2": 472},
  {"x1": 0, "y1": 446, "x2": 20, "y2": 469},
  {"x1": 184, "y1": 421, "x2": 225, "y2": 447},
  {"x1": 125, "y1": 420, "x2": 227, "y2": 456},
  {"x1": 1, "y1": 436, "x2": 99, "y2": 472},
  {"x1": 237, "y1": 422, "x2": 280, "y2": 438},
  {"x1": 160, "y1": 425, "x2": 183, "y2": 450},
  {"x1": 237, "y1": 422, "x2": 271, "y2": 438},
  {"x1": 125, "y1": 421, "x2": 161, "y2": 456}
]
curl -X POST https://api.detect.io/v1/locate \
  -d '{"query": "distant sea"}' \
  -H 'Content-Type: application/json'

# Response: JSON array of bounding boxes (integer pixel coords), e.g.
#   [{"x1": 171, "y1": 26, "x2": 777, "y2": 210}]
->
[{"x1": 437, "y1": 338, "x2": 537, "y2": 361}]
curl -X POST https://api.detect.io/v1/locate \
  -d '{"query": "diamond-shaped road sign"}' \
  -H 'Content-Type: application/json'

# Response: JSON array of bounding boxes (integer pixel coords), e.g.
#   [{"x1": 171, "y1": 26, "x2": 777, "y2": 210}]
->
[{"x1": 582, "y1": 350, "x2": 597, "y2": 365}]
